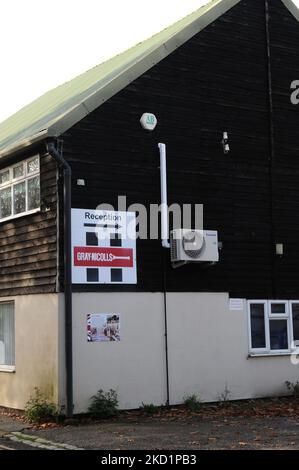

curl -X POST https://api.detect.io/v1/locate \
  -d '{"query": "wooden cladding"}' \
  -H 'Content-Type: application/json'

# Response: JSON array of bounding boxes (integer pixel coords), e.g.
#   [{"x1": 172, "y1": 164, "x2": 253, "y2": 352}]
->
[{"x1": 0, "y1": 152, "x2": 58, "y2": 296}]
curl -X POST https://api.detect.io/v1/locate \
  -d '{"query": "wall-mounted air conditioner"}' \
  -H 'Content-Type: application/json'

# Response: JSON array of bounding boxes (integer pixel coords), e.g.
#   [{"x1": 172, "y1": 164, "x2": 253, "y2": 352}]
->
[{"x1": 170, "y1": 229, "x2": 219, "y2": 263}]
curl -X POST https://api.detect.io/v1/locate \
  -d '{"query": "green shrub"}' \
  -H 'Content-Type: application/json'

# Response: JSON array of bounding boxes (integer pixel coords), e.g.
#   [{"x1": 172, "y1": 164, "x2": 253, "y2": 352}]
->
[
  {"x1": 285, "y1": 381, "x2": 299, "y2": 399},
  {"x1": 88, "y1": 389, "x2": 118, "y2": 418},
  {"x1": 183, "y1": 394, "x2": 202, "y2": 412},
  {"x1": 24, "y1": 388, "x2": 57, "y2": 424},
  {"x1": 140, "y1": 403, "x2": 160, "y2": 415}
]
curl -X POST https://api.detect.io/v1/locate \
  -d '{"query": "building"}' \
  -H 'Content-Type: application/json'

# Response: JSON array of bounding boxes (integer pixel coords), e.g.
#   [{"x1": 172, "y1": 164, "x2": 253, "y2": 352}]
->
[{"x1": 0, "y1": 0, "x2": 299, "y2": 415}]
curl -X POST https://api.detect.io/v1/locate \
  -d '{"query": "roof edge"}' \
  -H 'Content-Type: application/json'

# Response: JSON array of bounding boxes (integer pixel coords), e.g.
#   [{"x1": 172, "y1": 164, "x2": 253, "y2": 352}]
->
[
  {"x1": 3, "y1": 0, "x2": 299, "y2": 159},
  {"x1": 1, "y1": 0, "x2": 241, "y2": 156},
  {"x1": 0, "y1": 130, "x2": 48, "y2": 161},
  {"x1": 49, "y1": 0, "x2": 241, "y2": 137},
  {"x1": 281, "y1": 0, "x2": 299, "y2": 21}
]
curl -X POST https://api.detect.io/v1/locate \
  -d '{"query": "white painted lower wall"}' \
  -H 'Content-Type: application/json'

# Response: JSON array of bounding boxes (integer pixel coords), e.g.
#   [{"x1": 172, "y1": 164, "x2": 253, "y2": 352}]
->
[
  {"x1": 166, "y1": 293, "x2": 299, "y2": 404},
  {"x1": 72, "y1": 292, "x2": 299, "y2": 412},
  {"x1": 72, "y1": 293, "x2": 167, "y2": 413},
  {"x1": 1, "y1": 291, "x2": 298, "y2": 412},
  {"x1": 0, "y1": 294, "x2": 62, "y2": 410}
]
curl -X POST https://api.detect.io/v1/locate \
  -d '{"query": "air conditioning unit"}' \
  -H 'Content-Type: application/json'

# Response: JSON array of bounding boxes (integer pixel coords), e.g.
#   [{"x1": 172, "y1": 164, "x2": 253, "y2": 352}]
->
[{"x1": 170, "y1": 229, "x2": 219, "y2": 263}]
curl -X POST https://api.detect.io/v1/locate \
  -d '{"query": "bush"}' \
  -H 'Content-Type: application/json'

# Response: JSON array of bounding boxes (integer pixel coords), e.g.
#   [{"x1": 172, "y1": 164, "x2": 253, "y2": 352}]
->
[
  {"x1": 140, "y1": 403, "x2": 160, "y2": 415},
  {"x1": 285, "y1": 381, "x2": 299, "y2": 399},
  {"x1": 25, "y1": 388, "x2": 57, "y2": 424},
  {"x1": 183, "y1": 394, "x2": 202, "y2": 412},
  {"x1": 88, "y1": 389, "x2": 118, "y2": 418}
]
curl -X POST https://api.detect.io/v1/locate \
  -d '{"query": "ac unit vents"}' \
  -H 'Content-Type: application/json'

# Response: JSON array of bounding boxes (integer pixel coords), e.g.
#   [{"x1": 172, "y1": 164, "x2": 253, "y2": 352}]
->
[{"x1": 170, "y1": 229, "x2": 219, "y2": 265}]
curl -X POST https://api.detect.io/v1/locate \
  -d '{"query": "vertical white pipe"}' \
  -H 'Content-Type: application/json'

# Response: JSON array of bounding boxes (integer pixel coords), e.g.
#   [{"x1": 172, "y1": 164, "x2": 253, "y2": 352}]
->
[{"x1": 158, "y1": 143, "x2": 170, "y2": 249}]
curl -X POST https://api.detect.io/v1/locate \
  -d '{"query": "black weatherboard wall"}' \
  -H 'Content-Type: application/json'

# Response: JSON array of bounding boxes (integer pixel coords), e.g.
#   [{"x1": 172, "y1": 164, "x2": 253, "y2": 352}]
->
[
  {"x1": 0, "y1": 149, "x2": 58, "y2": 296},
  {"x1": 269, "y1": 0, "x2": 299, "y2": 298},
  {"x1": 59, "y1": 0, "x2": 299, "y2": 299}
]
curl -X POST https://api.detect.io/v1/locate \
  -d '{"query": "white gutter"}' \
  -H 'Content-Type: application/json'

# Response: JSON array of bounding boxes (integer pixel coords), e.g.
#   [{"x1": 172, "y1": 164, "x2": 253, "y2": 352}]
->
[{"x1": 158, "y1": 143, "x2": 170, "y2": 249}]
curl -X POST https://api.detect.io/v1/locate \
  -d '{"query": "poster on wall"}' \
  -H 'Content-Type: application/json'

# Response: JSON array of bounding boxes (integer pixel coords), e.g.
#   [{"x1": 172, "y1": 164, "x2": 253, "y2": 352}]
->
[
  {"x1": 87, "y1": 313, "x2": 121, "y2": 342},
  {"x1": 71, "y1": 208, "x2": 136, "y2": 284}
]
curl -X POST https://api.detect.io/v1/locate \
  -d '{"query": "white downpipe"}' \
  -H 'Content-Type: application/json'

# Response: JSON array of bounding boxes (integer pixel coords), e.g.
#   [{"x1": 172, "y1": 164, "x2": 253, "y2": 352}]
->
[{"x1": 158, "y1": 143, "x2": 170, "y2": 249}]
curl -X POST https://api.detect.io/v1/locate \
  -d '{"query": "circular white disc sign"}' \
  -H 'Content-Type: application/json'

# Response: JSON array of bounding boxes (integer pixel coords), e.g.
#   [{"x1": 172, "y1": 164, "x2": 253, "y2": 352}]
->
[{"x1": 140, "y1": 113, "x2": 158, "y2": 131}]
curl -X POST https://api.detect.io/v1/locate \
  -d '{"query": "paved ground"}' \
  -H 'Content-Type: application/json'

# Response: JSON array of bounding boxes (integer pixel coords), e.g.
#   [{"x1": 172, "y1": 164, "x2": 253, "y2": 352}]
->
[
  {"x1": 24, "y1": 415, "x2": 299, "y2": 450},
  {"x1": 0, "y1": 413, "x2": 38, "y2": 450},
  {"x1": 0, "y1": 412, "x2": 26, "y2": 433},
  {"x1": 0, "y1": 438, "x2": 39, "y2": 451},
  {"x1": 1, "y1": 399, "x2": 299, "y2": 450}
]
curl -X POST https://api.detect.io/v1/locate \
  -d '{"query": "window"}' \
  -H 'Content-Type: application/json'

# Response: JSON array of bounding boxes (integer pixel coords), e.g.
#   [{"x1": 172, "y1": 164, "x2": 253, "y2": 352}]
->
[
  {"x1": 249, "y1": 302, "x2": 266, "y2": 350},
  {"x1": 290, "y1": 302, "x2": 299, "y2": 344},
  {"x1": 0, "y1": 156, "x2": 40, "y2": 222},
  {"x1": 0, "y1": 302, "x2": 15, "y2": 369},
  {"x1": 248, "y1": 300, "x2": 299, "y2": 355}
]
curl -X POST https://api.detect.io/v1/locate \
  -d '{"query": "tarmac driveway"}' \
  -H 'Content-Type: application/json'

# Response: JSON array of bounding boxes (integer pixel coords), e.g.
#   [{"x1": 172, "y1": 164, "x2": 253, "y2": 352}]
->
[{"x1": 24, "y1": 399, "x2": 299, "y2": 450}]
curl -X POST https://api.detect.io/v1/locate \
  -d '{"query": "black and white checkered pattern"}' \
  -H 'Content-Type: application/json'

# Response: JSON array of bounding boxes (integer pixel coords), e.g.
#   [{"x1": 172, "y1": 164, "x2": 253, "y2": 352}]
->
[{"x1": 85, "y1": 231, "x2": 123, "y2": 283}]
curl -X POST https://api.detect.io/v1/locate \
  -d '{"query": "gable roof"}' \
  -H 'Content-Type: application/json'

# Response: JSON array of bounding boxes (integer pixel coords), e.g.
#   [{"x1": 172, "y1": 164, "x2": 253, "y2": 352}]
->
[{"x1": 0, "y1": 0, "x2": 298, "y2": 159}]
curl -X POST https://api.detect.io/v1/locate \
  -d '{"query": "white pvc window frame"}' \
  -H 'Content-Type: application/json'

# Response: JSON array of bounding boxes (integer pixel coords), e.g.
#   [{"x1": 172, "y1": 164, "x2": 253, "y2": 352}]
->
[
  {"x1": 248, "y1": 300, "x2": 297, "y2": 356},
  {"x1": 0, "y1": 155, "x2": 40, "y2": 223},
  {"x1": 269, "y1": 300, "x2": 289, "y2": 318},
  {"x1": 289, "y1": 301, "x2": 299, "y2": 350},
  {"x1": 0, "y1": 301, "x2": 15, "y2": 372},
  {"x1": 247, "y1": 300, "x2": 268, "y2": 354}
]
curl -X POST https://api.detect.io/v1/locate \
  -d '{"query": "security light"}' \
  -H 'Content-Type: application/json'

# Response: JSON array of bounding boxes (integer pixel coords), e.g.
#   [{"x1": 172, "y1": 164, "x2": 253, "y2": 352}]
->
[
  {"x1": 276, "y1": 243, "x2": 284, "y2": 256},
  {"x1": 222, "y1": 131, "x2": 230, "y2": 154}
]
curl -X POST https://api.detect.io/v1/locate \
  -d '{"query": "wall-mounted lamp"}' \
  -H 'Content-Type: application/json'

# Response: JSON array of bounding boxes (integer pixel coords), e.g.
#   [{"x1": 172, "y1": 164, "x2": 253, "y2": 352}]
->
[
  {"x1": 77, "y1": 179, "x2": 86, "y2": 186},
  {"x1": 276, "y1": 243, "x2": 284, "y2": 256},
  {"x1": 222, "y1": 131, "x2": 230, "y2": 154}
]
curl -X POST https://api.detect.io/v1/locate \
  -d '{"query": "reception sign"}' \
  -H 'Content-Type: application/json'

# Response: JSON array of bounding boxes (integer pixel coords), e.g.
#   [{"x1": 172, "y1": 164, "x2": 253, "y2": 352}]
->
[{"x1": 72, "y1": 209, "x2": 136, "y2": 284}]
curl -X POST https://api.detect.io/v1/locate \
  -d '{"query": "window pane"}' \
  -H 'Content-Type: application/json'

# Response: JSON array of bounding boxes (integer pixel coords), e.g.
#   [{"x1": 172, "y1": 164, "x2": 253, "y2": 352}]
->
[
  {"x1": 292, "y1": 304, "x2": 299, "y2": 342},
  {"x1": 27, "y1": 157, "x2": 39, "y2": 174},
  {"x1": 271, "y1": 303, "x2": 286, "y2": 314},
  {"x1": 27, "y1": 176, "x2": 40, "y2": 211},
  {"x1": 0, "y1": 170, "x2": 10, "y2": 185},
  {"x1": 270, "y1": 320, "x2": 288, "y2": 350},
  {"x1": 0, "y1": 302, "x2": 15, "y2": 366},
  {"x1": 250, "y1": 304, "x2": 266, "y2": 349},
  {"x1": 0, "y1": 187, "x2": 12, "y2": 219},
  {"x1": 13, "y1": 164, "x2": 23, "y2": 179},
  {"x1": 13, "y1": 181, "x2": 26, "y2": 214}
]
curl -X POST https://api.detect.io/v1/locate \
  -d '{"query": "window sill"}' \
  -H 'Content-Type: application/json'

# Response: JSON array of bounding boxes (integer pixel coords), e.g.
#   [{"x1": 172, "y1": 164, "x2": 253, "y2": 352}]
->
[
  {"x1": 0, "y1": 208, "x2": 40, "y2": 224},
  {"x1": 248, "y1": 352, "x2": 293, "y2": 358},
  {"x1": 0, "y1": 365, "x2": 15, "y2": 373}
]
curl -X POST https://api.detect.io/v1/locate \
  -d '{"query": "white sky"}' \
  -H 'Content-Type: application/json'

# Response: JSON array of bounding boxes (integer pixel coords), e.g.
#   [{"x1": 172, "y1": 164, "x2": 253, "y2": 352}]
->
[
  {"x1": 0, "y1": 0, "x2": 206, "y2": 123},
  {"x1": 0, "y1": 0, "x2": 299, "y2": 124}
]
